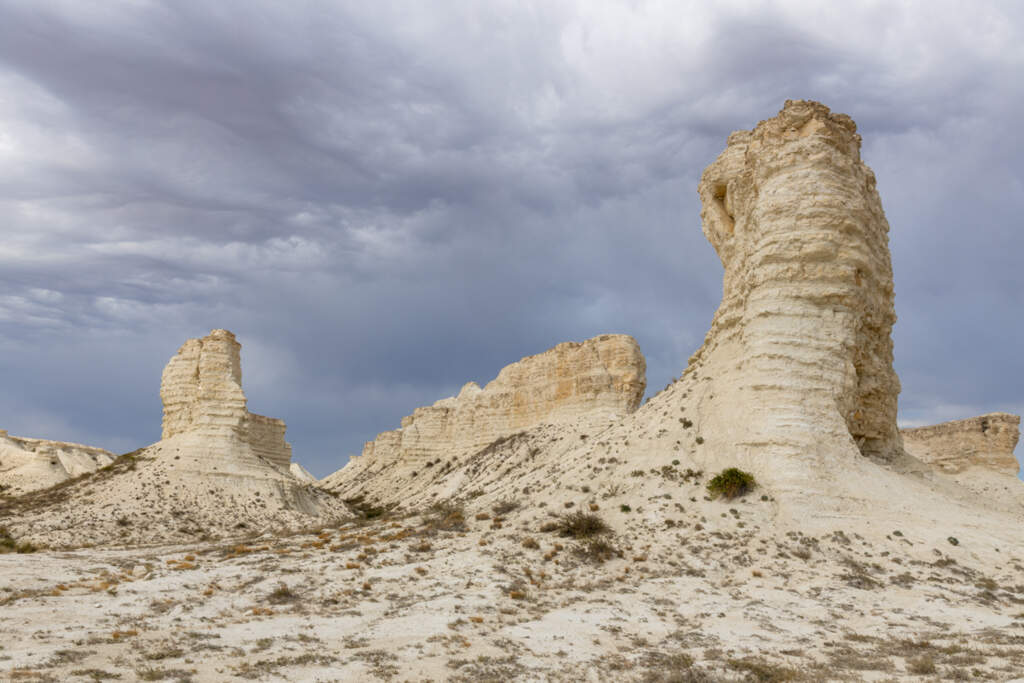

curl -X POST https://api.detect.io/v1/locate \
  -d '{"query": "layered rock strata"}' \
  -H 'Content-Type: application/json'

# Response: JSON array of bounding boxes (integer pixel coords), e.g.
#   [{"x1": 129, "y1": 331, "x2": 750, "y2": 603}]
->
[
  {"x1": 901, "y1": 413, "x2": 1020, "y2": 475},
  {"x1": 685, "y1": 99, "x2": 903, "y2": 477},
  {"x1": 322, "y1": 334, "x2": 644, "y2": 488},
  {"x1": 0, "y1": 431, "x2": 114, "y2": 495},
  {"x1": 161, "y1": 329, "x2": 292, "y2": 470}
]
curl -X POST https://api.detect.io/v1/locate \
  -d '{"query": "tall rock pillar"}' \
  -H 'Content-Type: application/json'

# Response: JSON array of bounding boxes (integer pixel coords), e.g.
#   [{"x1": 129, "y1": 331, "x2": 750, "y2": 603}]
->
[{"x1": 687, "y1": 100, "x2": 902, "y2": 472}]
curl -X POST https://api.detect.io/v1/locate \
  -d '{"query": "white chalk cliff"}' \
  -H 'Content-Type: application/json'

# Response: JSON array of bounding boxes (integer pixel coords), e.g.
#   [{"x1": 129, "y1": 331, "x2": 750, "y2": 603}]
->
[
  {"x1": 0, "y1": 431, "x2": 114, "y2": 495},
  {"x1": 322, "y1": 334, "x2": 645, "y2": 491}
]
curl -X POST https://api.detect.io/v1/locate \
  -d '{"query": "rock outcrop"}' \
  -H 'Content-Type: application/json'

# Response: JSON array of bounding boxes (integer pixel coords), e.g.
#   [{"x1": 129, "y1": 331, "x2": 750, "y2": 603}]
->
[
  {"x1": 161, "y1": 329, "x2": 292, "y2": 470},
  {"x1": 0, "y1": 431, "x2": 114, "y2": 495},
  {"x1": 901, "y1": 413, "x2": 1020, "y2": 475},
  {"x1": 0, "y1": 330, "x2": 348, "y2": 548},
  {"x1": 684, "y1": 99, "x2": 902, "y2": 479},
  {"x1": 322, "y1": 334, "x2": 645, "y2": 489}
]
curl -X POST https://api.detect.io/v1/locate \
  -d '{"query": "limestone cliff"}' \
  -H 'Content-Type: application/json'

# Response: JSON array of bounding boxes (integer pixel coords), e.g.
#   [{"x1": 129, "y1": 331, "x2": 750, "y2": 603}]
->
[
  {"x1": 161, "y1": 329, "x2": 292, "y2": 470},
  {"x1": 901, "y1": 413, "x2": 1020, "y2": 475},
  {"x1": 685, "y1": 99, "x2": 902, "y2": 479},
  {"x1": 322, "y1": 334, "x2": 645, "y2": 489},
  {"x1": 0, "y1": 431, "x2": 114, "y2": 495}
]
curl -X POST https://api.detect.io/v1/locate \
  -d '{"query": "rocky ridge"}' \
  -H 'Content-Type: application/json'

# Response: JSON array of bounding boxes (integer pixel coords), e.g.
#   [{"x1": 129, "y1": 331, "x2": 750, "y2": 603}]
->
[
  {"x1": 0, "y1": 431, "x2": 114, "y2": 495},
  {"x1": 322, "y1": 333, "x2": 644, "y2": 494}
]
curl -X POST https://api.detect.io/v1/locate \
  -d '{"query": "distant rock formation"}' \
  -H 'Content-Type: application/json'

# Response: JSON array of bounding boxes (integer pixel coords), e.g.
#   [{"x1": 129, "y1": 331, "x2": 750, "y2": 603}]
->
[
  {"x1": 0, "y1": 431, "x2": 114, "y2": 495},
  {"x1": 685, "y1": 99, "x2": 902, "y2": 476},
  {"x1": 902, "y1": 413, "x2": 1020, "y2": 475},
  {"x1": 0, "y1": 330, "x2": 347, "y2": 548},
  {"x1": 161, "y1": 329, "x2": 292, "y2": 471},
  {"x1": 322, "y1": 334, "x2": 645, "y2": 489}
]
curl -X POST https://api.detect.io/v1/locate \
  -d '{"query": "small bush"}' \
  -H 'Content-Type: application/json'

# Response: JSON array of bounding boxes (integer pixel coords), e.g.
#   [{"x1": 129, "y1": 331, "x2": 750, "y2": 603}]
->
[
  {"x1": 426, "y1": 501, "x2": 466, "y2": 531},
  {"x1": 554, "y1": 512, "x2": 611, "y2": 539},
  {"x1": 0, "y1": 527, "x2": 15, "y2": 553},
  {"x1": 620, "y1": 504, "x2": 632, "y2": 513},
  {"x1": 907, "y1": 655, "x2": 937, "y2": 675},
  {"x1": 0, "y1": 528, "x2": 36, "y2": 554},
  {"x1": 267, "y1": 582, "x2": 299, "y2": 605},
  {"x1": 575, "y1": 538, "x2": 617, "y2": 563},
  {"x1": 492, "y1": 500, "x2": 519, "y2": 516},
  {"x1": 706, "y1": 468, "x2": 756, "y2": 500}
]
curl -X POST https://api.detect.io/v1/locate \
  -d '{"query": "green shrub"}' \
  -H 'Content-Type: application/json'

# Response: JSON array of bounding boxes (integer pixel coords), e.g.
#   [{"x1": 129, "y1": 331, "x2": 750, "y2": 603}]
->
[{"x1": 706, "y1": 468, "x2": 756, "y2": 500}]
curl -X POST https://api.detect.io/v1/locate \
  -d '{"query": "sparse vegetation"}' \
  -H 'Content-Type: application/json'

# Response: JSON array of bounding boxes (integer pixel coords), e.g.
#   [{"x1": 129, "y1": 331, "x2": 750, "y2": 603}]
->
[
  {"x1": 0, "y1": 527, "x2": 36, "y2": 554},
  {"x1": 492, "y1": 500, "x2": 519, "y2": 516},
  {"x1": 906, "y1": 655, "x2": 937, "y2": 674},
  {"x1": 706, "y1": 467, "x2": 756, "y2": 500},
  {"x1": 575, "y1": 538, "x2": 618, "y2": 563},
  {"x1": 552, "y1": 511, "x2": 611, "y2": 539},
  {"x1": 426, "y1": 500, "x2": 467, "y2": 531},
  {"x1": 266, "y1": 582, "x2": 299, "y2": 605}
]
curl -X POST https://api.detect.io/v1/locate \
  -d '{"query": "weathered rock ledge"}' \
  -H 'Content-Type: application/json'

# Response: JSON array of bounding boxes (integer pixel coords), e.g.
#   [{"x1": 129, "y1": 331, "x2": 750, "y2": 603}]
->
[
  {"x1": 901, "y1": 413, "x2": 1020, "y2": 475},
  {"x1": 322, "y1": 334, "x2": 645, "y2": 489}
]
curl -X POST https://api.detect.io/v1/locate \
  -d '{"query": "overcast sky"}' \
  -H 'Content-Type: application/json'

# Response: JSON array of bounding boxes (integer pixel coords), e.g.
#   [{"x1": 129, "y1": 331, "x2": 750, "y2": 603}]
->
[{"x1": 1, "y1": 1, "x2": 1021, "y2": 478}]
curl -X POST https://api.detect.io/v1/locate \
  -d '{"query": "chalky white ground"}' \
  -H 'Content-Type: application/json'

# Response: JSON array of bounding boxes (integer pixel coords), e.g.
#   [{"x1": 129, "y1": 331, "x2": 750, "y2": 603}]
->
[{"x1": 2, "y1": 469, "x2": 1023, "y2": 681}]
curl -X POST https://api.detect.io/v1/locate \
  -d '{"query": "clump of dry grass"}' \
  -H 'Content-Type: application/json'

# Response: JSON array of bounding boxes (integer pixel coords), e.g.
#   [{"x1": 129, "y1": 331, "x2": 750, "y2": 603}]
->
[
  {"x1": 0, "y1": 527, "x2": 37, "y2": 554},
  {"x1": 552, "y1": 511, "x2": 611, "y2": 539},
  {"x1": 267, "y1": 582, "x2": 299, "y2": 605},
  {"x1": 425, "y1": 501, "x2": 466, "y2": 532},
  {"x1": 575, "y1": 538, "x2": 618, "y2": 563}
]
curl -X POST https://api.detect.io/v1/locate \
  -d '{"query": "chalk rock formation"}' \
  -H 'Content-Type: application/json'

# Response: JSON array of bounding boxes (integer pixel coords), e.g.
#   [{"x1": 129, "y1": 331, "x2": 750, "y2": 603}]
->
[
  {"x1": 161, "y1": 329, "x2": 292, "y2": 470},
  {"x1": 0, "y1": 431, "x2": 114, "y2": 495},
  {"x1": 322, "y1": 334, "x2": 644, "y2": 489},
  {"x1": 0, "y1": 330, "x2": 348, "y2": 548},
  {"x1": 901, "y1": 413, "x2": 1020, "y2": 475},
  {"x1": 685, "y1": 99, "x2": 902, "y2": 480},
  {"x1": 290, "y1": 462, "x2": 318, "y2": 484}
]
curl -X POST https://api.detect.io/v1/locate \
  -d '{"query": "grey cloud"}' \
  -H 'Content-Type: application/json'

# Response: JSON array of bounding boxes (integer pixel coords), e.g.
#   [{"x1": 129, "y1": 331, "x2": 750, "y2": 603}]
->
[{"x1": 0, "y1": 1, "x2": 1020, "y2": 476}]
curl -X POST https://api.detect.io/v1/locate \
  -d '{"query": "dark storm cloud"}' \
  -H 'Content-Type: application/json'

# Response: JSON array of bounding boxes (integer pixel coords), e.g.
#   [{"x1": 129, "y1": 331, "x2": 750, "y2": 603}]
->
[{"x1": 1, "y1": 1, "x2": 1021, "y2": 476}]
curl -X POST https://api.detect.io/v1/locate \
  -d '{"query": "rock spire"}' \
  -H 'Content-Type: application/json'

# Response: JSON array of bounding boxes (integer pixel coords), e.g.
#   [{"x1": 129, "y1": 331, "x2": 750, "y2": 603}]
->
[{"x1": 686, "y1": 99, "x2": 902, "y2": 472}]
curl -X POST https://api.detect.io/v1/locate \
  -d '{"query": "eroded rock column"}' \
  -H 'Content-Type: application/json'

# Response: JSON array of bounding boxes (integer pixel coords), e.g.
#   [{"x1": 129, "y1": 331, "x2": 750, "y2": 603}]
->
[{"x1": 687, "y1": 100, "x2": 902, "y2": 469}]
